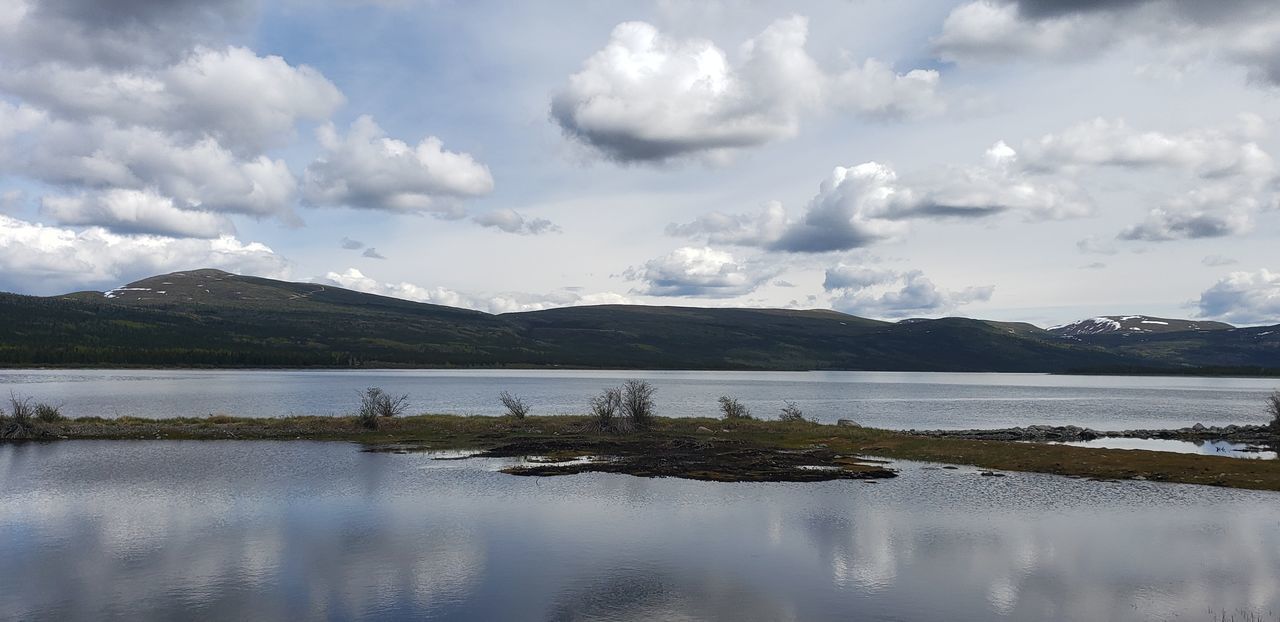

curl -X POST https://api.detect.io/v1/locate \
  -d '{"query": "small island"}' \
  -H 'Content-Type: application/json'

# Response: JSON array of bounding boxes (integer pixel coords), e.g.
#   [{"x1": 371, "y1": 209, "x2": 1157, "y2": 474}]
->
[{"x1": 7, "y1": 384, "x2": 1280, "y2": 491}]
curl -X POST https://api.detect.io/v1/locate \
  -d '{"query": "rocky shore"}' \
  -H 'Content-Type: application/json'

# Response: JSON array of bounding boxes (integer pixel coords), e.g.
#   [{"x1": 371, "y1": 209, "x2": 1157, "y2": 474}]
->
[{"x1": 913, "y1": 423, "x2": 1276, "y2": 445}]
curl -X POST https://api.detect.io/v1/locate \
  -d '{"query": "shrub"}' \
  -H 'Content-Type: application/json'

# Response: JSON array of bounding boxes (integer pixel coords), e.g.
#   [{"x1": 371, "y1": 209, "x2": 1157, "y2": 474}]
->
[
  {"x1": 778, "y1": 400, "x2": 806, "y2": 422},
  {"x1": 357, "y1": 387, "x2": 409, "y2": 430},
  {"x1": 34, "y1": 403, "x2": 64, "y2": 422},
  {"x1": 500, "y1": 391, "x2": 530, "y2": 419},
  {"x1": 1, "y1": 394, "x2": 51, "y2": 440},
  {"x1": 621, "y1": 379, "x2": 655, "y2": 428},
  {"x1": 718, "y1": 396, "x2": 752, "y2": 420},
  {"x1": 8, "y1": 394, "x2": 33, "y2": 423},
  {"x1": 1268, "y1": 390, "x2": 1280, "y2": 433},
  {"x1": 590, "y1": 387, "x2": 622, "y2": 431}
]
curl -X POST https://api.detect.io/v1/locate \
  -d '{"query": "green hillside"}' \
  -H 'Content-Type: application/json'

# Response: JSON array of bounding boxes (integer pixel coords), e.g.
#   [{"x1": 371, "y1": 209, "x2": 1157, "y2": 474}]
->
[{"x1": 1, "y1": 269, "x2": 1276, "y2": 372}]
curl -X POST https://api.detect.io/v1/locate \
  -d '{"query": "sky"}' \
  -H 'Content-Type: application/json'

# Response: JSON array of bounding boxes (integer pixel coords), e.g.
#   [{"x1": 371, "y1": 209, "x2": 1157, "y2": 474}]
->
[{"x1": 2, "y1": 0, "x2": 1280, "y2": 327}]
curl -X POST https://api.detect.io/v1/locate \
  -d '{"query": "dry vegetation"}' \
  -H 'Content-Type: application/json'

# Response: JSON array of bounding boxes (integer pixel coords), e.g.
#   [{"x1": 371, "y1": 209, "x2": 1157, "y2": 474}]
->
[{"x1": 6, "y1": 385, "x2": 1280, "y2": 490}]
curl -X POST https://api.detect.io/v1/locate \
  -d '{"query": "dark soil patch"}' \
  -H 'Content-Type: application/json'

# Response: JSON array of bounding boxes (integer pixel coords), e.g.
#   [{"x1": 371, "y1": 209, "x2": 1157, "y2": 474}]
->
[{"x1": 476, "y1": 437, "x2": 896, "y2": 482}]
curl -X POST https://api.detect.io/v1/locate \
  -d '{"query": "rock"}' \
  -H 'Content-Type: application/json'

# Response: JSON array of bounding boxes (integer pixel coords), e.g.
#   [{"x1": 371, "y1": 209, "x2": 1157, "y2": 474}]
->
[
  {"x1": 695, "y1": 426, "x2": 713, "y2": 434},
  {"x1": 837, "y1": 419, "x2": 862, "y2": 428},
  {"x1": 941, "y1": 465, "x2": 959, "y2": 470},
  {"x1": 980, "y1": 470, "x2": 1006, "y2": 477},
  {"x1": 1191, "y1": 423, "x2": 1206, "y2": 431}
]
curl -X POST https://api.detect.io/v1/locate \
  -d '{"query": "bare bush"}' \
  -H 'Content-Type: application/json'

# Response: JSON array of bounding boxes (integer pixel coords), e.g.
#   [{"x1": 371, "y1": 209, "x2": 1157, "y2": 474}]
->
[
  {"x1": 621, "y1": 379, "x2": 655, "y2": 428},
  {"x1": 1268, "y1": 390, "x2": 1280, "y2": 433},
  {"x1": 500, "y1": 391, "x2": 530, "y2": 419},
  {"x1": 778, "y1": 400, "x2": 806, "y2": 422},
  {"x1": 35, "y1": 403, "x2": 64, "y2": 422},
  {"x1": 8, "y1": 394, "x2": 33, "y2": 423},
  {"x1": 1, "y1": 394, "x2": 52, "y2": 440},
  {"x1": 357, "y1": 387, "x2": 408, "y2": 430},
  {"x1": 718, "y1": 396, "x2": 752, "y2": 420},
  {"x1": 590, "y1": 387, "x2": 622, "y2": 431}
]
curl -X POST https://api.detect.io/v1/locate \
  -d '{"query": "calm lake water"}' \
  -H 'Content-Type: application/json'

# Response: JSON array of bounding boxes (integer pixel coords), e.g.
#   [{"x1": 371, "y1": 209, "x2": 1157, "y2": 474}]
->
[
  {"x1": 1, "y1": 441, "x2": 1277, "y2": 621},
  {"x1": 2, "y1": 369, "x2": 1277, "y2": 430},
  {"x1": 1062, "y1": 438, "x2": 1279, "y2": 459}
]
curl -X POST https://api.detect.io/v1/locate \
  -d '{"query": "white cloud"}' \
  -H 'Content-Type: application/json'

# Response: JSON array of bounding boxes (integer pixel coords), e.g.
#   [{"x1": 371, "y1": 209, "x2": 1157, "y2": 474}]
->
[
  {"x1": 317, "y1": 268, "x2": 465, "y2": 306},
  {"x1": 315, "y1": 268, "x2": 631, "y2": 313},
  {"x1": 1197, "y1": 269, "x2": 1280, "y2": 324},
  {"x1": 20, "y1": 122, "x2": 299, "y2": 221},
  {"x1": 1014, "y1": 116, "x2": 1276, "y2": 243},
  {"x1": 551, "y1": 16, "x2": 941, "y2": 162},
  {"x1": 0, "y1": 42, "x2": 333, "y2": 237},
  {"x1": 303, "y1": 116, "x2": 494, "y2": 213},
  {"x1": 0, "y1": 213, "x2": 288, "y2": 295},
  {"x1": 1203, "y1": 254, "x2": 1238, "y2": 267},
  {"x1": 624, "y1": 246, "x2": 774, "y2": 297},
  {"x1": 824, "y1": 267, "x2": 994, "y2": 318},
  {"x1": 666, "y1": 115, "x2": 1275, "y2": 255},
  {"x1": 0, "y1": 101, "x2": 44, "y2": 141},
  {"x1": 934, "y1": 0, "x2": 1113, "y2": 63},
  {"x1": 672, "y1": 145, "x2": 1089, "y2": 253},
  {"x1": 1021, "y1": 116, "x2": 1273, "y2": 180},
  {"x1": 0, "y1": 45, "x2": 344, "y2": 153},
  {"x1": 39, "y1": 189, "x2": 235, "y2": 238},
  {"x1": 472, "y1": 209, "x2": 561, "y2": 235},
  {"x1": 664, "y1": 201, "x2": 788, "y2": 246},
  {"x1": 1076, "y1": 235, "x2": 1118, "y2": 255}
]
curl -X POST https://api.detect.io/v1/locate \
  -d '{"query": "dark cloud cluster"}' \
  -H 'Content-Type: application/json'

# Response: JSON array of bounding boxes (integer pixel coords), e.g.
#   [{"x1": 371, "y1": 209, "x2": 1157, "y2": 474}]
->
[
  {"x1": 938, "y1": 0, "x2": 1280, "y2": 86},
  {"x1": 6, "y1": 0, "x2": 253, "y2": 69}
]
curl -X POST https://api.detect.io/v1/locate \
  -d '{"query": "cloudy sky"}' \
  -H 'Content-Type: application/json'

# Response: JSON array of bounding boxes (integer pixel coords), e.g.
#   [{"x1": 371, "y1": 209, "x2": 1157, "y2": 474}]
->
[{"x1": 2, "y1": 0, "x2": 1280, "y2": 326}]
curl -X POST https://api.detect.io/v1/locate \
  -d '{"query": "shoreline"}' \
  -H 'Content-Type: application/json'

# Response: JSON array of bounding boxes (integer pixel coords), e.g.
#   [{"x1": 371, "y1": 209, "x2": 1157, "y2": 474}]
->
[
  {"x1": 4, "y1": 365, "x2": 1280, "y2": 378},
  {"x1": 7, "y1": 414, "x2": 1280, "y2": 491},
  {"x1": 915, "y1": 423, "x2": 1277, "y2": 445}
]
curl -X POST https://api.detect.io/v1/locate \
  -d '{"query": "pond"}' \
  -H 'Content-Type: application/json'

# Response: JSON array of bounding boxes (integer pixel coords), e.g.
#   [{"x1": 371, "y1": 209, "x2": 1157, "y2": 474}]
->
[{"x1": 1, "y1": 441, "x2": 1278, "y2": 621}]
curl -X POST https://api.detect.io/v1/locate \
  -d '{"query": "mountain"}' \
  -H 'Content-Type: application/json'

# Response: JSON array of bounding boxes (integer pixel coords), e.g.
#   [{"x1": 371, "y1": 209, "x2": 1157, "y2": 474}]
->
[
  {"x1": 1049, "y1": 315, "x2": 1233, "y2": 337},
  {"x1": 1, "y1": 269, "x2": 1277, "y2": 372}
]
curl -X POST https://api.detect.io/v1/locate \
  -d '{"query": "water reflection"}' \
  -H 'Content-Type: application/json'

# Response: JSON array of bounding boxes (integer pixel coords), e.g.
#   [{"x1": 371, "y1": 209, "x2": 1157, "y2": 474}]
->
[{"x1": 1, "y1": 442, "x2": 1279, "y2": 620}]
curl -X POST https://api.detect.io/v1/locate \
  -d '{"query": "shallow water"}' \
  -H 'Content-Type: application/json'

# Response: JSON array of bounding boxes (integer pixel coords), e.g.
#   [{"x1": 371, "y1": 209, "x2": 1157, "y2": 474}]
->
[
  {"x1": 1, "y1": 441, "x2": 1278, "y2": 621},
  {"x1": 1061, "y1": 437, "x2": 1278, "y2": 459},
  {"x1": 2, "y1": 368, "x2": 1277, "y2": 430}
]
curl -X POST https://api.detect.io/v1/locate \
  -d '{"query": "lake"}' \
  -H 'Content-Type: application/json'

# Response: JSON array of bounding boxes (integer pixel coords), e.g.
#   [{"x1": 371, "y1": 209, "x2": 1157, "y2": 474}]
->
[
  {"x1": 2, "y1": 369, "x2": 1277, "y2": 430},
  {"x1": 1, "y1": 440, "x2": 1277, "y2": 621}
]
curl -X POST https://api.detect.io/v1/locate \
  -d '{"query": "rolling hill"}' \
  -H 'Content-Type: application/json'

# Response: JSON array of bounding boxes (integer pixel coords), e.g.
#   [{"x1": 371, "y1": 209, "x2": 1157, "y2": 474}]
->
[{"x1": 1, "y1": 269, "x2": 1277, "y2": 372}]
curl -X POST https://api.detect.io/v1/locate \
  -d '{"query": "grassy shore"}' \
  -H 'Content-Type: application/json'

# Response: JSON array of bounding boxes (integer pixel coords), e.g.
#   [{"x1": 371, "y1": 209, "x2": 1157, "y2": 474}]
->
[{"x1": 15, "y1": 413, "x2": 1280, "y2": 491}]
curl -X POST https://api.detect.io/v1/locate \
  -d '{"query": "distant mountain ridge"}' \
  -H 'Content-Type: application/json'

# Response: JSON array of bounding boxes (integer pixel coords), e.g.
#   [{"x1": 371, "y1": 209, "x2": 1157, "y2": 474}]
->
[
  {"x1": 1049, "y1": 315, "x2": 1234, "y2": 337},
  {"x1": 2, "y1": 269, "x2": 1277, "y2": 372}
]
